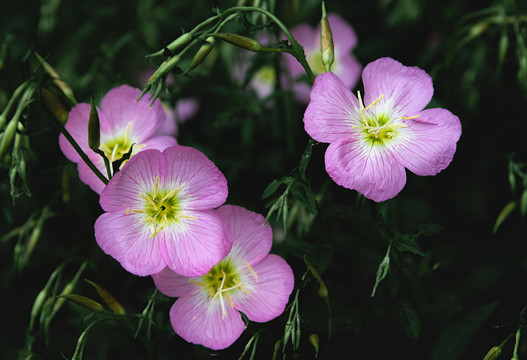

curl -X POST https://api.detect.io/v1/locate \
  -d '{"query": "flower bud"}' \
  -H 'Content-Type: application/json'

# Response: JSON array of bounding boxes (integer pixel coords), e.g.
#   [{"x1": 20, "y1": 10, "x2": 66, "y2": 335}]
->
[
  {"x1": 309, "y1": 333, "x2": 320, "y2": 357},
  {"x1": 184, "y1": 36, "x2": 216, "y2": 75},
  {"x1": 0, "y1": 117, "x2": 18, "y2": 158},
  {"x1": 483, "y1": 346, "x2": 501, "y2": 360},
  {"x1": 40, "y1": 87, "x2": 69, "y2": 123},
  {"x1": 85, "y1": 279, "x2": 126, "y2": 315},
  {"x1": 211, "y1": 33, "x2": 263, "y2": 52},
  {"x1": 57, "y1": 294, "x2": 105, "y2": 313},
  {"x1": 320, "y1": 1, "x2": 334, "y2": 72},
  {"x1": 147, "y1": 32, "x2": 193, "y2": 58},
  {"x1": 88, "y1": 97, "x2": 101, "y2": 152}
]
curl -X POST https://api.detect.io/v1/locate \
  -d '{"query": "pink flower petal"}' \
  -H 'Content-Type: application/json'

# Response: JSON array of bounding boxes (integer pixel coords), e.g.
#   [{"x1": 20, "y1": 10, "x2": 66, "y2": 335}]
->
[
  {"x1": 161, "y1": 210, "x2": 232, "y2": 277},
  {"x1": 140, "y1": 135, "x2": 178, "y2": 152},
  {"x1": 215, "y1": 205, "x2": 272, "y2": 266},
  {"x1": 100, "y1": 149, "x2": 164, "y2": 212},
  {"x1": 170, "y1": 290, "x2": 245, "y2": 350},
  {"x1": 392, "y1": 108, "x2": 462, "y2": 176},
  {"x1": 233, "y1": 255, "x2": 294, "y2": 322},
  {"x1": 362, "y1": 57, "x2": 433, "y2": 115},
  {"x1": 162, "y1": 145, "x2": 228, "y2": 211},
  {"x1": 76, "y1": 155, "x2": 108, "y2": 194},
  {"x1": 59, "y1": 103, "x2": 91, "y2": 163},
  {"x1": 333, "y1": 51, "x2": 362, "y2": 93},
  {"x1": 175, "y1": 98, "x2": 199, "y2": 124},
  {"x1": 325, "y1": 139, "x2": 407, "y2": 202},
  {"x1": 303, "y1": 72, "x2": 360, "y2": 143},
  {"x1": 94, "y1": 212, "x2": 165, "y2": 276},
  {"x1": 100, "y1": 85, "x2": 165, "y2": 139},
  {"x1": 327, "y1": 13, "x2": 358, "y2": 52},
  {"x1": 151, "y1": 267, "x2": 197, "y2": 297}
]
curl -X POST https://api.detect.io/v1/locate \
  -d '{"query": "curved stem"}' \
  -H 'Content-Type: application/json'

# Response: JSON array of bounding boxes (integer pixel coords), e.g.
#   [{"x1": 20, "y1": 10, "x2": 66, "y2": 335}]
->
[{"x1": 218, "y1": 6, "x2": 315, "y2": 84}]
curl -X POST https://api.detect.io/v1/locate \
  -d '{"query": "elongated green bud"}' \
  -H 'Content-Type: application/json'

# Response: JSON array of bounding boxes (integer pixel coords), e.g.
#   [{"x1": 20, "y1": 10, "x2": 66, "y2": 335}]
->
[
  {"x1": 483, "y1": 346, "x2": 501, "y2": 360},
  {"x1": 85, "y1": 279, "x2": 126, "y2": 315},
  {"x1": 88, "y1": 97, "x2": 100, "y2": 152},
  {"x1": 40, "y1": 88, "x2": 69, "y2": 123},
  {"x1": 309, "y1": 333, "x2": 320, "y2": 357},
  {"x1": 184, "y1": 36, "x2": 216, "y2": 75},
  {"x1": 304, "y1": 256, "x2": 328, "y2": 299},
  {"x1": 147, "y1": 32, "x2": 193, "y2": 58},
  {"x1": 210, "y1": 33, "x2": 263, "y2": 52},
  {"x1": 57, "y1": 294, "x2": 104, "y2": 313},
  {"x1": 0, "y1": 117, "x2": 18, "y2": 158},
  {"x1": 320, "y1": 1, "x2": 334, "y2": 72}
]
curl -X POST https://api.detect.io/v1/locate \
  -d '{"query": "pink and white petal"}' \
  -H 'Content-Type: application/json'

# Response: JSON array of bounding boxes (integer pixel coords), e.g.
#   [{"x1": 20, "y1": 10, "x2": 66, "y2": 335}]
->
[
  {"x1": 362, "y1": 57, "x2": 433, "y2": 115},
  {"x1": 76, "y1": 156, "x2": 109, "y2": 194},
  {"x1": 59, "y1": 103, "x2": 92, "y2": 163},
  {"x1": 392, "y1": 108, "x2": 462, "y2": 176},
  {"x1": 140, "y1": 135, "x2": 178, "y2": 152},
  {"x1": 99, "y1": 149, "x2": 164, "y2": 212},
  {"x1": 325, "y1": 139, "x2": 407, "y2": 202},
  {"x1": 151, "y1": 266, "x2": 197, "y2": 298},
  {"x1": 175, "y1": 98, "x2": 199, "y2": 125},
  {"x1": 303, "y1": 72, "x2": 360, "y2": 143},
  {"x1": 232, "y1": 255, "x2": 294, "y2": 323},
  {"x1": 94, "y1": 212, "x2": 165, "y2": 276},
  {"x1": 215, "y1": 205, "x2": 272, "y2": 266},
  {"x1": 334, "y1": 51, "x2": 362, "y2": 91},
  {"x1": 161, "y1": 210, "x2": 232, "y2": 277},
  {"x1": 327, "y1": 13, "x2": 358, "y2": 51},
  {"x1": 161, "y1": 145, "x2": 228, "y2": 210},
  {"x1": 100, "y1": 85, "x2": 165, "y2": 139},
  {"x1": 170, "y1": 290, "x2": 245, "y2": 350}
]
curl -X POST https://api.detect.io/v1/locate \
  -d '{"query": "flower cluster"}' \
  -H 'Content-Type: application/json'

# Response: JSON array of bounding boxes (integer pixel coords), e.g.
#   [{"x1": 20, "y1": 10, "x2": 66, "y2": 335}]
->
[
  {"x1": 57, "y1": 8, "x2": 462, "y2": 354},
  {"x1": 60, "y1": 85, "x2": 295, "y2": 350}
]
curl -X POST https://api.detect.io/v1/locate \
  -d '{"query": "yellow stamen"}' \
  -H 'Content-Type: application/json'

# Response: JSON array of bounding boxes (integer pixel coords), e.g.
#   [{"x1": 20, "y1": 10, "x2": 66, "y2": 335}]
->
[
  {"x1": 400, "y1": 115, "x2": 420, "y2": 120},
  {"x1": 245, "y1": 262, "x2": 258, "y2": 283}
]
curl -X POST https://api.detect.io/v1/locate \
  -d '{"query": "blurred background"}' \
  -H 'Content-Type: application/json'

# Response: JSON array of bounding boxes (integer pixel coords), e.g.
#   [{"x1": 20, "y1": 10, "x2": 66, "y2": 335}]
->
[{"x1": 1, "y1": 0, "x2": 527, "y2": 358}]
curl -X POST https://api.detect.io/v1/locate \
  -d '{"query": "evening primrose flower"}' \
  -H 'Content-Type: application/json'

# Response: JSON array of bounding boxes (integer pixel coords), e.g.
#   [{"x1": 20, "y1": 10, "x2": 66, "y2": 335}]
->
[
  {"x1": 59, "y1": 85, "x2": 177, "y2": 194},
  {"x1": 303, "y1": 57, "x2": 462, "y2": 202},
  {"x1": 152, "y1": 205, "x2": 295, "y2": 350},
  {"x1": 94, "y1": 145, "x2": 231, "y2": 277},
  {"x1": 283, "y1": 13, "x2": 361, "y2": 103}
]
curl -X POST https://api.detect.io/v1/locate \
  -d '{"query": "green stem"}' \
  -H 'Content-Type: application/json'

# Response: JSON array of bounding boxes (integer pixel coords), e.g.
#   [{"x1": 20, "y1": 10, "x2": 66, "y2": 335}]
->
[
  {"x1": 217, "y1": 6, "x2": 315, "y2": 83},
  {"x1": 52, "y1": 118, "x2": 108, "y2": 186}
]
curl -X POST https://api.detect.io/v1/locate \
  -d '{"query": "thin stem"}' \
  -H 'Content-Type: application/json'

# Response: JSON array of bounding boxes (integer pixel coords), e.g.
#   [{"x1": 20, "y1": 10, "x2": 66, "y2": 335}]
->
[
  {"x1": 217, "y1": 6, "x2": 315, "y2": 83},
  {"x1": 52, "y1": 119, "x2": 108, "y2": 185}
]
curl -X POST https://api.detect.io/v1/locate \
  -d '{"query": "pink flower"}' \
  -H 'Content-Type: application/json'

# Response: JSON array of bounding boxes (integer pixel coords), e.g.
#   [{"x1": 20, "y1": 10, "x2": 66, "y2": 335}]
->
[
  {"x1": 94, "y1": 145, "x2": 231, "y2": 277},
  {"x1": 283, "y1": 13, "x2": 361, "y2": 103},
  {"x1": 59, "y1": 85, "x2": 178, "y2": 194},
  {"x1": 152, "y1": 205, "x2": 295, "y2": 350},
  {"x1": 303, "y1": 57, "x2": 462, "y2": 202}
]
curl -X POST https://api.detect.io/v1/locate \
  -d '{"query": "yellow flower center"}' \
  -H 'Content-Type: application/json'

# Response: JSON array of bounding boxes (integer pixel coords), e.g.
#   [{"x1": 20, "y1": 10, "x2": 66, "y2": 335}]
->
[
  {"x1": 190, "y1": 259, "x2": 257, "y2": 319},
  {"x1": 126, "y1": 176, "x2": 197, "y2": 238},
  {"x1": 98, "y1": 122, "x2": 145, "y2": 173},
  {"x1": 353, "y1": 91, "x2": 418, "y2": 145}
]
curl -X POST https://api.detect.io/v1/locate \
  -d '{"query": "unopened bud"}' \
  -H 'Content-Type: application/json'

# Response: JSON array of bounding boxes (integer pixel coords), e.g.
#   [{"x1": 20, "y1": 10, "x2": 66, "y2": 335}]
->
[
  {"x1": 483, "y1": 346, "x2": 502, "y2": 360},
  {"x1": 0, "y1": 117, "x2": 18, "y2": 158},
  {"x1": 211, "y1": 33, "x2": 263, "y2": 52},
  {"x1": 308, "y1": 333, "x2": 320, "y2": 357},
  {"x1": 57, "y1": 294, "x2": 105, "y2": 313},
  {"x1": 303, "y1": 256, "x2": 329, "y2": 300},
  {"x1": 40, "y1": 88, "x2": 69, "y2": 123},
  {"x1": 185, "y1": 36, "x2": 216, "y2": 75},
  {"x1": 147, "y1": 32, "x2": 193, "y2": 58},
  {"x1": 85, "y1": 279, "x2": 126, "y2": 315},
  {"x1": 320, "y1": 2, "x2": 334, "y2": 72},
  {"x1": 88, "y1": 97, "x2": 100, "y2": 152}
]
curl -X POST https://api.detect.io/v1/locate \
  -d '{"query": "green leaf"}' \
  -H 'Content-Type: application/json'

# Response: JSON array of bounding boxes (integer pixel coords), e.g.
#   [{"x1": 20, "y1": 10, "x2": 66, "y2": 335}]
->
[
  {"x1": 428, "y1": 301, "x2": 499, "y2": 360},
  {"x1": 398, "y1": 301, "x2": 421, "y2": 341},
  {"x1": 493, "y1": 201, "x2": 517, "y2": 233},
  {"x1": 290, "y1": 181, "x2": 317, "y2": 214},
  {"x1": 261, "y1": 179, "x2": 284, "y2": 199},
  {"x1": 394, "y1": 234, "x2": 426, "y2": 256}
]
